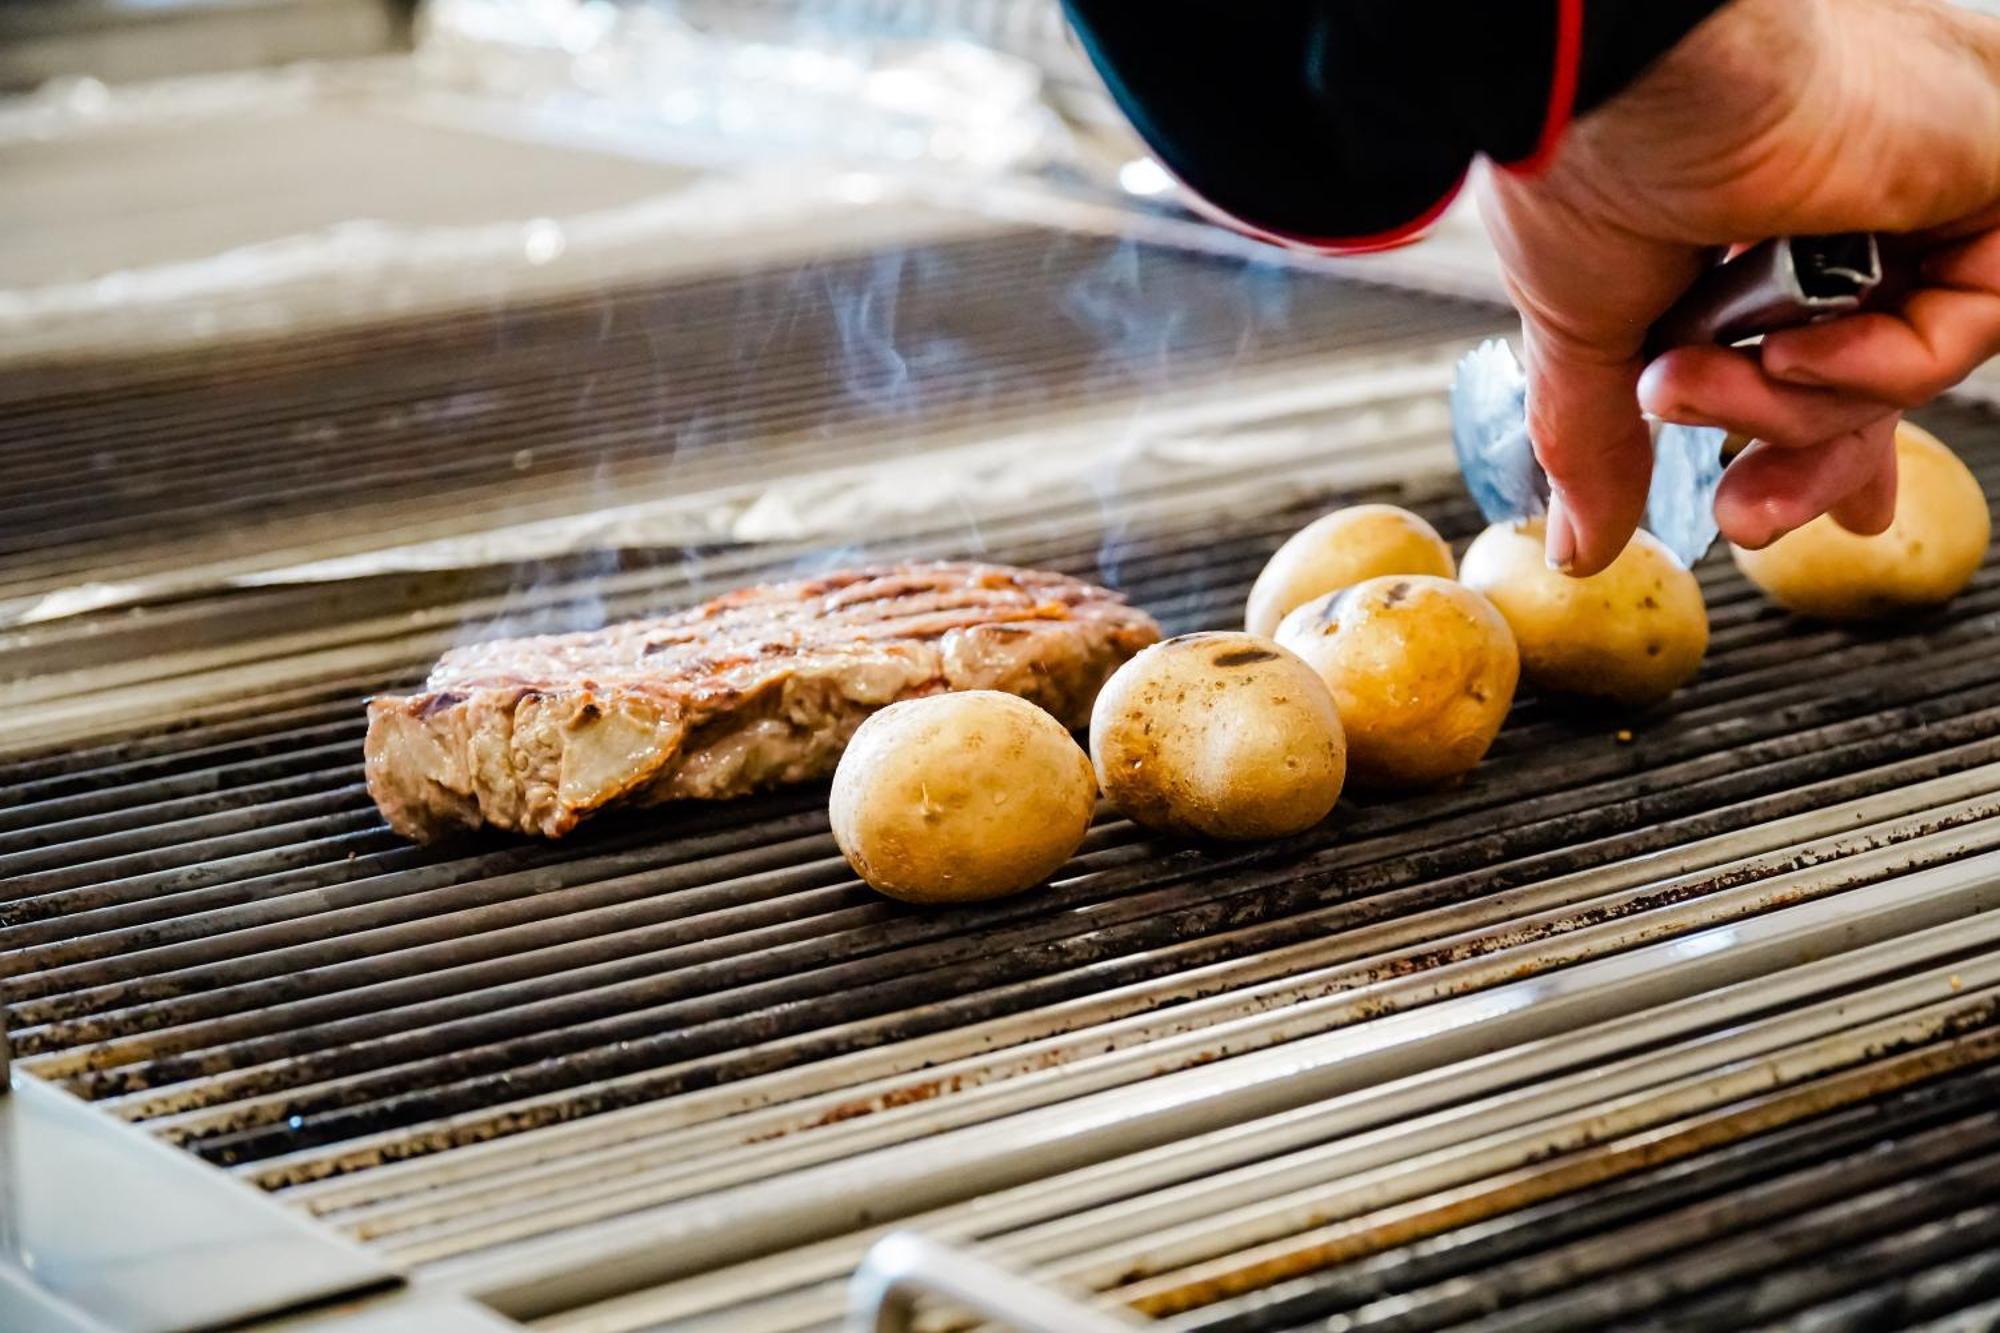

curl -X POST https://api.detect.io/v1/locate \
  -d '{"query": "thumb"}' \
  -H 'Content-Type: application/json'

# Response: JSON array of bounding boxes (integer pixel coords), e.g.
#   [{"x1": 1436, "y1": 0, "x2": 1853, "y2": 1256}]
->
[
  {"x1": 1476, "y1": 163, "x2": 1704, "y2": 577},
  {"x1": 1520, "y1": 319, "x2": 1655, "y2": 576}
]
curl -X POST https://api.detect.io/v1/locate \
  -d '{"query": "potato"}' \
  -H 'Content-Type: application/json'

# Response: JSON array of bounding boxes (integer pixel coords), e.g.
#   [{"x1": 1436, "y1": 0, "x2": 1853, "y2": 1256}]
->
[
  {"x1": 1732, "y1": 421, "x2": 1990, "y2": 621},
  {"x1": 1245, "y1": 504, "x2": 1456, "y2": 638},
  {"x1": 1460, "y1": 520, "x2": 1707, "y2": 708},
  {"x1": 1276, "y1": 575, "x2": 1516, "y2": 790},
  {"x1": 1090, "y1": 632, "x2": 1345, "y2": 840},
  {"x1": 830, "y1": 691, "x2": 1096, "y2": 904}
]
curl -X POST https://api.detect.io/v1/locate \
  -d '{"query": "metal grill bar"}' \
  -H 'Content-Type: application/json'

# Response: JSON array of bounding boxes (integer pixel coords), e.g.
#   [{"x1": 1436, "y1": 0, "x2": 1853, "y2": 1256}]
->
[
  {"x1": 435, "y1": 858, "x2": 2000, "y2": 1320},
  {"x1": 1424, "y1": 1161, "x2": 2000, "y2": 1333},
  {"x1": 1908, "y1": 1294, "x2": 2000, "y2": 1333},
  {"x1": 1752, "y1": 1250, "x2": 2000, "y2": 1333}
]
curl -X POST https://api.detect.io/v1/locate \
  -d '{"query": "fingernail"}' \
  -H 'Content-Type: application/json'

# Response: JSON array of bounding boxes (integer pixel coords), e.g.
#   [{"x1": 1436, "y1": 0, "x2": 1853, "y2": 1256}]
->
[
  {"x1": 1544, "y1": 492, "x2": 1577, "y2": 573},
  {"x1": 1731, "y1": 500, "x2": 1791, "y2": 551},
  {"x1": 1660, "y1": 403, "x2": 1721, "y2": 428},
  {"x1": 1764, "y1": 352, "x2": 1824, "y2": 386}
]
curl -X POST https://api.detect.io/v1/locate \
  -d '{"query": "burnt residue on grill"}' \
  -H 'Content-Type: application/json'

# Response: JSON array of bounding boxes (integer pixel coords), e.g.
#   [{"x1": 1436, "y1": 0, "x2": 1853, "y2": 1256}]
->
[
  {"x1": 1107, "y1": 1026, "x2": 2000, "y2": 1317},
  {"x1": 1181, "y1": 1061, "x2": 2000, "y2": 1332}
]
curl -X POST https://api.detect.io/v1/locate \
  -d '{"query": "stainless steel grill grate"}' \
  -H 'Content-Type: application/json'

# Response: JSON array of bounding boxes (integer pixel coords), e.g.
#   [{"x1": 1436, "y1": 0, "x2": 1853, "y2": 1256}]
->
[
  {"x1": 5, "y1": 234, "x2": 2000, "y2": 1331},
  {"x1": 1178, "y1": 1070, "x2": 2000, "y2": 1331},
  {"x1": 0, "y1": 228, "x2": 1498, "y2": 613}
]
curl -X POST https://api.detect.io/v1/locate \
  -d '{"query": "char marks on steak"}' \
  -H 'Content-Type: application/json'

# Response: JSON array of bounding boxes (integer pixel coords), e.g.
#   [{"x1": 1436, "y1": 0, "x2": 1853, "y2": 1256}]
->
[{"x1": 365, "y1": 563, "x2": 1160, "y2": 841}]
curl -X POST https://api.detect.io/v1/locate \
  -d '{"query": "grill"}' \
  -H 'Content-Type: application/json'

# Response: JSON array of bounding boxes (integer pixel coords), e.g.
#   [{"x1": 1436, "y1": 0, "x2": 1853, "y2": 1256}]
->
[
  {"x1": 0, "y1": 227, "x2": 1491, "y2": 616},
  {"x1": 5, "y1": 226, "x2": 2000, "y2": 1333}
]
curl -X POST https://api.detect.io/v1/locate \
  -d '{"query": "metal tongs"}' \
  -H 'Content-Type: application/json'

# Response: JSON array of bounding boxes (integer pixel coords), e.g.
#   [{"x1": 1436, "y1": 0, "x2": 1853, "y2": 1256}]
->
[{"x1": 1451, "y1": 233, "x2": 1889, "y2": 567}]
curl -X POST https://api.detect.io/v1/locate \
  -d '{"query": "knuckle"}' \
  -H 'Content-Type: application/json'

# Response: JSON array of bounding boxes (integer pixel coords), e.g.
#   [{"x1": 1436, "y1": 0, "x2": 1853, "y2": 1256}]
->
[
  {"x1": 1885, "y1": 382, "x2": 1933, "y2": 410},
  {"x1": 1900, "y1": 370, "x2": 1955, "y2": 407}
]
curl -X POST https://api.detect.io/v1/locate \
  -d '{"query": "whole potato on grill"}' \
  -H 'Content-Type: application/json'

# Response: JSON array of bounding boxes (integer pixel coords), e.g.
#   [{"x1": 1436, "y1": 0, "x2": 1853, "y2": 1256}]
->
[
  {"x1": 831, "y1": 691, "x2": 1096, "y2": 904},
  {"x1": 1277, "y1": 575, "x2": 1517, "y2": 791},
  {"x1": 1460, "y1": 520, "x2": 1708, "y2": 709},
  {"x1": 1732, "y1": 421, "x2": 1990, "y2": 621},
  {"x1": 1090, "y1": 632, "x2": 1345, "y2": 841},
  {"x1": 1244, "y1": 504, "x2": 1456, "y2": 638}
]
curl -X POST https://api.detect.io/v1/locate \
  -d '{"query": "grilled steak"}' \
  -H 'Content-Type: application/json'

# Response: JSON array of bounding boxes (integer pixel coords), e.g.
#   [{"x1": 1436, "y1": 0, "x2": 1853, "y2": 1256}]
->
[{"x1": 365, "y1": 563, "x2": 1160, "y2": 841}]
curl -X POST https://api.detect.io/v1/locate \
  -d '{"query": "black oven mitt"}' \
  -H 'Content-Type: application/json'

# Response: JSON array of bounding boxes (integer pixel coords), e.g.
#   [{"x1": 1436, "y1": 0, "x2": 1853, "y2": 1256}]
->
[{"x1": 1061, "y1": 0, "x2": 1730, "y2": 251}]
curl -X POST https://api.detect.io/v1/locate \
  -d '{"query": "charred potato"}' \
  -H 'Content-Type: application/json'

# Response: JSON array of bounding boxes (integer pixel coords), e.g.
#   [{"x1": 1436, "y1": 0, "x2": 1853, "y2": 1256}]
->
[
  {"x1": 1090, "y1": 632, "x2": 1345, "y2": 840},
  {"x1": 1245, "y1": 504, "x2": 1456, "y2": 638},
  {"x1": 1732, "y1": 421, "x2": 1990, "y2": 621},
  {"x1": 1460, "y1": 520, "x2": 1707, "y2": 708},
  {"x1": 1276, "y1": 575, "x2": 1517, "y2": 790},
  {"x1": 831, "y1": 691, "x2": 1095, "y2": 904}
]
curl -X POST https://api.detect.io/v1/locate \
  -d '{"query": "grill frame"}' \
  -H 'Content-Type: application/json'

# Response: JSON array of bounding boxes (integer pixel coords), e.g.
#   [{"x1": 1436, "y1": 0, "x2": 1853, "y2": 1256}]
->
[{"x1": 6, "y1": 231, "x2": 2000, "y2": 1332}]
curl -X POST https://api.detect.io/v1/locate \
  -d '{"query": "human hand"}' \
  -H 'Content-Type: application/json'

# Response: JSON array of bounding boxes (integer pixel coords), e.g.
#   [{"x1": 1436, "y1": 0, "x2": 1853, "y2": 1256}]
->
[{"x1": 1475, "y1": 0, "x2": 2000, "y2": 575}]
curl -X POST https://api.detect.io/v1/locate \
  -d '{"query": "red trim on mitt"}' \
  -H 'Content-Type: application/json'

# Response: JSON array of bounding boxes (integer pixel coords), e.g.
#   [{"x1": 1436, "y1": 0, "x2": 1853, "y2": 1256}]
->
[
  {"x1": 1510, "y1": 0, "x2": 1584, "y2": 175},
  {"x1": 1172, "y1": 166, "x2": 1468, "y2": 258}
]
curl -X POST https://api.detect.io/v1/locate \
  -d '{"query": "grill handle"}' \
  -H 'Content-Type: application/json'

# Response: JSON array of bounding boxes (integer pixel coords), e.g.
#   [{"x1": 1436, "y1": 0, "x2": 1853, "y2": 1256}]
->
[
  {"x1": 1643, "y1": 233, "x2": 1886, "y2": 357},
  {"x1": 846, "y1": 1232, "x2": 1146, "y2": 1333}
]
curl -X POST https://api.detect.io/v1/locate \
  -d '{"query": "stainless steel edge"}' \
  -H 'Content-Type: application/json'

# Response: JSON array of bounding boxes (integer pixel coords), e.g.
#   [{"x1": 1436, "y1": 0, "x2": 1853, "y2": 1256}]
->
[
  {"x1": 256, "y1": 1285, "x2": 523, "y2": 1333},
  {"x1": 0, "y1": 1075, "x2": 400, "y2": 1333},
  {"x1": 0, "y1": 1265, "x2": 117, "y2": 1333},
  {"x1": 844, "y1": 1232, "x2": 1144, "y2": 1333}
]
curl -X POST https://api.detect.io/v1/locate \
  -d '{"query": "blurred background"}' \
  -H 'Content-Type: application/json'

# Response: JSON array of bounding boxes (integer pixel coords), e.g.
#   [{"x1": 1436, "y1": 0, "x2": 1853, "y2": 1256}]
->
[
  {"x1": 11, "y1": 0, "x2": 2000, "y2": 671},
  {"x1": 0, "y1": 0, "x2": 1514, "y2": 366},
  {"x1": 0, "y1": 0, "x2": 1529, "y2": 639}
]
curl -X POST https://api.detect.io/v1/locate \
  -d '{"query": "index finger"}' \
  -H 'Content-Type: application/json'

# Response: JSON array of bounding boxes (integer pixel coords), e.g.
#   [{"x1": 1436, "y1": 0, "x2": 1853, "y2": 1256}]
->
[{"x1": 1761, "y1": 229, "x2": 2000, "y2": 406}]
